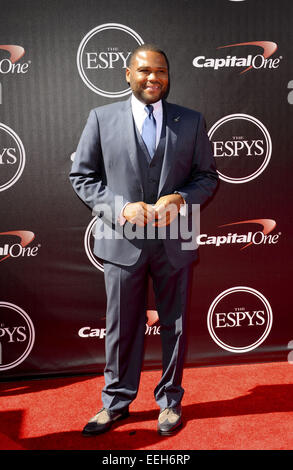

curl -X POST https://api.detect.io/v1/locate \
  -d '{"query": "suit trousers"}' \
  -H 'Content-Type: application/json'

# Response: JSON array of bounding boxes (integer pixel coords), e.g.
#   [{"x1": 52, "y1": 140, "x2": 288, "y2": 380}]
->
[{"x1": 101, "y1": 238, "x2": 193, "y2": 411}]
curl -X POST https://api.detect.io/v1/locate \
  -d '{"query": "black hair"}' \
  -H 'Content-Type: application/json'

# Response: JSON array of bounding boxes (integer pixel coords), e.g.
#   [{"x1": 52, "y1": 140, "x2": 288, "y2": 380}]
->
[{"x1": 128, "y1": 44, "x2": 169, "y2": 70}]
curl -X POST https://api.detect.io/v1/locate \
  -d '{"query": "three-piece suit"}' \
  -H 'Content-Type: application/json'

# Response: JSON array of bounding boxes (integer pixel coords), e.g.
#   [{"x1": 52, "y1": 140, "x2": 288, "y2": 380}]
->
[{"x1": 70, "y1": 96, "x2": 218, "y2": 411}]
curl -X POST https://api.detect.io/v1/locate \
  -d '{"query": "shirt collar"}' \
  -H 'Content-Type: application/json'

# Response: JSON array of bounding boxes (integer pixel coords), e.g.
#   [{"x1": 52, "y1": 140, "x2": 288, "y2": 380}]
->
[{"x1": 131, "y1": 93, "x2": 162, "y2": 116}]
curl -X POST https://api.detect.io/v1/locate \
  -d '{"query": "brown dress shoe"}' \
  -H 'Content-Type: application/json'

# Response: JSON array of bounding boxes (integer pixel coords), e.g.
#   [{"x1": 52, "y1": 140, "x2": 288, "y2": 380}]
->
[
  {"x1": 157, "y1": 405, "x2": 182, "y2": 436},
  {"x1": 82, "y1": 407, "x2": 129, "y2": 436}
]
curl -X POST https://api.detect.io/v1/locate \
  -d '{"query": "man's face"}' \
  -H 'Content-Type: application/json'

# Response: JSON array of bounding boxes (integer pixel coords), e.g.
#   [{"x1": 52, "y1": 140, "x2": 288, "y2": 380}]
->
[{"x1": 126, "y1": 50, "x2": 169, "y2": 104}]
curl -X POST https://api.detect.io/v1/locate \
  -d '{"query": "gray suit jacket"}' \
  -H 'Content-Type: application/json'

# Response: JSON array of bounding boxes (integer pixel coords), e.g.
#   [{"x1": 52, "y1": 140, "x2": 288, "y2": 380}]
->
[{"x1": 69, "y1": 97, "x2": 218, "y2": 267}]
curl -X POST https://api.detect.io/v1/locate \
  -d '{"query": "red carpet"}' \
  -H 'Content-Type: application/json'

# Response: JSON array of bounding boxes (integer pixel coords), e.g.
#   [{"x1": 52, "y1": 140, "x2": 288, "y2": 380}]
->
[{"x1": 0, "y1": 362, "x2": 292, "y2": 450}]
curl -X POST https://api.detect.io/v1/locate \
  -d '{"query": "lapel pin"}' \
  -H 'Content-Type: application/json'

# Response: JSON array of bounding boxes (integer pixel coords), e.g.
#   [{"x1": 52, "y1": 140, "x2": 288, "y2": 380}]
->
[{"x1": 173, "y1": 116, "x2": 181, "y2": 122}]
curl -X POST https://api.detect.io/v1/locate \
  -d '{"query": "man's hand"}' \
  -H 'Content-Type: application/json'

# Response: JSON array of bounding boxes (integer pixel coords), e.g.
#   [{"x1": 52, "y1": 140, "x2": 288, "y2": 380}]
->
[
  {"x1": 123, "y1": 202, "x2": 155, "y2": 227},
  {"x1": 153, "y1": 194, "x2": 185, "y2": 227}
]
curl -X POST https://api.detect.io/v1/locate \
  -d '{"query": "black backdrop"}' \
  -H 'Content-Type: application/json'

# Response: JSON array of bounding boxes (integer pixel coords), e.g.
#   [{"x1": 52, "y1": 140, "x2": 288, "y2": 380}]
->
[{"x1": 1, "y1": 0, "x2": 293, "y2": 379}]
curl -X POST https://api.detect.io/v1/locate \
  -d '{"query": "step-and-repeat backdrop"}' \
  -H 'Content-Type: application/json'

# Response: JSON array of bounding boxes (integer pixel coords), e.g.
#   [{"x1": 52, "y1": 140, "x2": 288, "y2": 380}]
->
[{"x1": 1, "y1": 0, "x2": 293, "y2": 379}]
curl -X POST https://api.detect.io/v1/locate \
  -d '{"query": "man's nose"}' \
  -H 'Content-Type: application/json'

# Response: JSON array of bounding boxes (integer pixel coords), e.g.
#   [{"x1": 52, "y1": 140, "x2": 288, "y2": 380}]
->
[{"x1": 147, "y1": 71, "x2": 159, "y2": 80}]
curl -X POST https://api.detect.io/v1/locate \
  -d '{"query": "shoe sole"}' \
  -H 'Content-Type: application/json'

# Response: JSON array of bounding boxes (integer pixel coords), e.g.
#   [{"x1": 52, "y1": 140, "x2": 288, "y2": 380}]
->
[
  {"x1": 82, "y1": 411, "x2": 130, "y2": 437},
  {"x1": 157, "y1": 421, "x2": 182, "y2": 436}
]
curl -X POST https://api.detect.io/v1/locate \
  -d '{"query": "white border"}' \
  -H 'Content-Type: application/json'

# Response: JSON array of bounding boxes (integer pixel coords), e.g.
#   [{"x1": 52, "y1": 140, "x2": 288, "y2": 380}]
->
[
  {"x1": 0, "y1": 123, "x2": 25, "y2": 192},
  {"x1": 77, "y1": 23, "x2": 144, "y2": 98},
  {"x1": 208, "y1": 113, "x2": 272, "y2": 184},
  {"x1": 0, "y1": 302, "x2": 35, "y2": 370},
  {"x1": 207, "y1": 286, "x2": 273, "y2": 353},
  {"x1": 84, "y1": 217, "x2": 104, "y2": 272}
]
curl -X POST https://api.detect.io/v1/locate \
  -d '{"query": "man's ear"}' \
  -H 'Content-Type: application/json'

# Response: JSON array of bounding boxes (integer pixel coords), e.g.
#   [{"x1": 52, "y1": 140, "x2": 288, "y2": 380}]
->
[{"x1": 125, "y1": 67, "x2": 130, "y2": 85}]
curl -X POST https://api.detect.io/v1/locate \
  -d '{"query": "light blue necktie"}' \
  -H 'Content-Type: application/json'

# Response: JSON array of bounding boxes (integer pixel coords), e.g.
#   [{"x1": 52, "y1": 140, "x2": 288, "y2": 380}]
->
[{"x1": 141, "y1": 105, "x2": 156, "y2": 158}]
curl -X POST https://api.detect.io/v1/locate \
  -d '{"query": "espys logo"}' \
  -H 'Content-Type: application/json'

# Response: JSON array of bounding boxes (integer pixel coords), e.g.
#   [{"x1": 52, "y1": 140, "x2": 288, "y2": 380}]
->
[
  {"x1": 0, "y1": 123, "x2": 26, "y2": 191},
  {"x1": 0, "y1": 231, "x2": 40, "y2": 262},
  {"x1": 193, "y1": 41, "x2": 281, "y2": 74},
  {"x1": 77, "y1": 23, "x2": 144, "y2": 98},
  {"x1": 0, "y1": 302, "x2": 35, "y2": 371},
  {"x1": 288, "y1": 80, "x2": 293, "y2": 105},
  {"x1": 207, "y1": 287, "x2": 273, "y2": 353},
  {"x1": 84, "y1": 217, "x2": 104, "y2": 272},
  {"x1": 0, "y1": 45, "x2": 30, "y2": 74},
  {"x1": 199, "y1": 219, "x2": 281, "y2": 250},
  {"x1": 208, "y1": 114, "x2": 272, "y2": 184}
]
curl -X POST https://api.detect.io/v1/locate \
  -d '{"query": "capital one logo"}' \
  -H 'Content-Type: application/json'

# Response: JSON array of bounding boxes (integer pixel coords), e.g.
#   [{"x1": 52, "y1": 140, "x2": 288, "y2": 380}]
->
[
  {"x1": 0, "y1": 302, "x2": 35, "y2": 371},
  {"x1": 207, "y1": 287, "x2": 273, "y2": 353},
  {"x1": 0, "y1": 123, "x2": 26, "y2": 191},
  {"x1": 208, "y1": 114, "x2": 272, "y2": 184},
  {"x1": 78, "y1": 310, "x2": 160, "y2": 339},
  {"x1": 199, "y1": 218, "x2": 281, "y2": 250},
  {"x1": 193, "y1": 41, "x2": 281, "y2": 74},
  {"x1": 0, "y1": 230, "x2": 40, "y2": 262},
  {"x1": 0, "y1": 45, "x2": 30, "y2": 74},
  {"x1": 77, "y1": 23, "x2": 144, "y2": 98}
]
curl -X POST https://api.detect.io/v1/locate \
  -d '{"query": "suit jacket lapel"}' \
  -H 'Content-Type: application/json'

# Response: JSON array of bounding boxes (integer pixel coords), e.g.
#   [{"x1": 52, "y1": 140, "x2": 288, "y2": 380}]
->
[
  {"x1": 122, "y1": 98, "x2": 144, "y2": 192},
  {"x1": 158, "y1": 101, "x2": 181, "y2": 196}
]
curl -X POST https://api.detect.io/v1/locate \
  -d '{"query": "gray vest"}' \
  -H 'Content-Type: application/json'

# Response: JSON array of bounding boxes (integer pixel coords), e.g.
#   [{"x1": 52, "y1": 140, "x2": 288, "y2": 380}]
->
[
  {"x1": 134, "y1": 113, "x2": 166, "y2": 204},
  {"x1": 132, "y1": 112, "x2": 167, "y2": 240}
]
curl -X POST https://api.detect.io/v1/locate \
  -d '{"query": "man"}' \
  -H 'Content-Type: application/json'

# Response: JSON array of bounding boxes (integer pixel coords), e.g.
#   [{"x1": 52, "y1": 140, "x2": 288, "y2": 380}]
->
[{"x1": 69, "y1": 44, "x2": 218, "y2": 436}]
